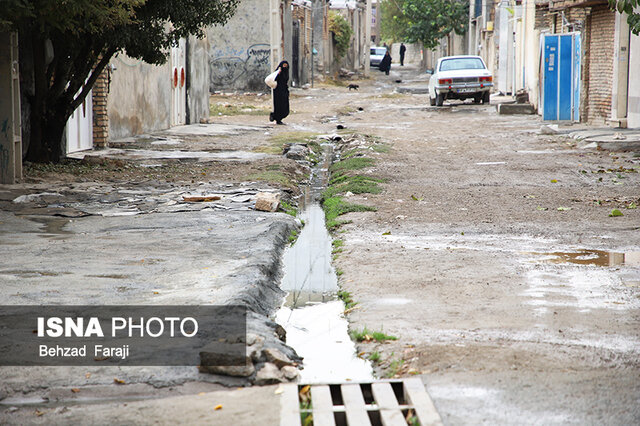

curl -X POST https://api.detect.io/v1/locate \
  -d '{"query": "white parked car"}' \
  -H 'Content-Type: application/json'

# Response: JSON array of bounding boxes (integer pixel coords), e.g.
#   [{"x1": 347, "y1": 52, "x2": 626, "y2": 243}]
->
[
  {"x1": 428, "y1": 55, "x2": 493, "y2": 106},
  {"x1": 370, "y1": 46, "x2": 387, "y2": 67}
]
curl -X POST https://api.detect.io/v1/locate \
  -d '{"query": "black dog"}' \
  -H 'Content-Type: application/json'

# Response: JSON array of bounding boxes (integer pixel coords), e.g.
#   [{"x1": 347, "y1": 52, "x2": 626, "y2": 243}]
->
[{"x1": 347, "y1": 84, "x2": 359, "y2": 91}]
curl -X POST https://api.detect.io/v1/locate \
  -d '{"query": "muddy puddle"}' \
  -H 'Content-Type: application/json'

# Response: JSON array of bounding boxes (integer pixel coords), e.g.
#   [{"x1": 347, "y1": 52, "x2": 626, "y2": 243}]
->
[
  {"x1": 526, "y1": 250, "x2": 640, "y2": 267},
  {"x1": 275, "y1": 144, "x2": 374, "y2": 383}
]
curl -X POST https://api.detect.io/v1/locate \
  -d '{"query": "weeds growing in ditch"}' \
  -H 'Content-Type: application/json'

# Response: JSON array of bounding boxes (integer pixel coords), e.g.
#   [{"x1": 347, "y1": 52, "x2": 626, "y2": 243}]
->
[
  {"x1": 280, "y1": 201, "x2": 298, "y2": 217},
  {"x1": 322, "y1": 196, "x2": 376, "y2": 229},
  {"x1": 332, "y1": 239, "x2": 344, "y2": 255},
  {"x1": 368, "y1": 351, "x2": 381, "y2": 363},
  {"x1": 323, "y1": 174, "x2": 386, "y2": 199},
  {"x1": 329, "y1": 157, "x2": 375, "y2": 173},
  {"x1": 386, "y1": 357, "x2": 405, "y2": 378},
  {"x1": 349, "y1": 327, "x2": 398, "y2": 343},
  {"x1": 337, "y1": 290, "x2": 357, "y2": 310}
]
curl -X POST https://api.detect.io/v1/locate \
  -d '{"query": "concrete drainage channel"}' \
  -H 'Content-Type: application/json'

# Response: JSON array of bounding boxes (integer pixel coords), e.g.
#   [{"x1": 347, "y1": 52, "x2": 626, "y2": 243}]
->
[
  {"x1": 276, "y1": 142, "x2": 373, "y2": 384},
  {"x1": 274, "y1": 142, "x2": 443, "y2": 425}
]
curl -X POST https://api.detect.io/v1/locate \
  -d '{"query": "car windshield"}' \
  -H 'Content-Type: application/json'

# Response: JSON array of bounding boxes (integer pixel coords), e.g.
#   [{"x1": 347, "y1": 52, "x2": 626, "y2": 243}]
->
[
  {"x1": 371, "y1": 48, "x2": 386, "y2": 56},
  {"x1": 439, "y1": 58, "x2": 485, "y2": 71}
]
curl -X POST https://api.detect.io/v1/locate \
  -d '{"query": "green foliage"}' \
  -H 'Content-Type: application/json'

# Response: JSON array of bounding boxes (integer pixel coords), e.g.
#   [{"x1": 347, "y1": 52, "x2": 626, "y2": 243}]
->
[
  {"x1": 329, "y1": 11, "x2": 354, "y2": 60},
  {"x1": 403, "y1": 0, "x2": 469, "y2": 50},
  {"x1": 609, "y1": 209, "x2": 624, "y2": 217},
  {"x1": 386, "y1": 357, "x2": 405, "y2": 378},
  {"x1": 337, "y1": 290, "x2": 356, "y2": 309},
  {"x1": 380, "y1": 0, "x2": 469, "y2": 50},
  {"x1": 280, "y1": 201, "x2": 298, "y2": 217},
  {"x1": 368, "y1": 351, "x2": 381, "y2": 363},
  {"x1": 609, "y1": 0, "x2": 640, "y2": 34},
  {"x1": 322, "y1": 196, "x2": 377, "y2": 229},
  {"x1": 329, "y1": 157, "x2": 375, "y2": 173},
  {"x1": 350, "y1": 327, "x2": 398, "y2": 343},
  {"x1": 3, "y1": 0, "x2": 239, "y2": 163},
  {"x1": 380, "y1": 0, "x2": 410, "y2": 43},
  {"x1": 323, "y1": 175, "x2": 385, "y2": 198}
]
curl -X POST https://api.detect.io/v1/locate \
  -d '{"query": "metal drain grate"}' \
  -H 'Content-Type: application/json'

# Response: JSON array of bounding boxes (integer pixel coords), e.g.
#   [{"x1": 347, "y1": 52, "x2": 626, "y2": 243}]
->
[{"x1": 280, "y1": 378, "x2": 442, "y2": 426}]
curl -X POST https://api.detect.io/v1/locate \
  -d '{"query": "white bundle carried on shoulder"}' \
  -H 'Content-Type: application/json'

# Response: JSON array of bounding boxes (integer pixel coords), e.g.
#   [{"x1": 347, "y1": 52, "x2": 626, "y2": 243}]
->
[{"x1": 265, "y1": 69, "x2": 280, "y2": 89}]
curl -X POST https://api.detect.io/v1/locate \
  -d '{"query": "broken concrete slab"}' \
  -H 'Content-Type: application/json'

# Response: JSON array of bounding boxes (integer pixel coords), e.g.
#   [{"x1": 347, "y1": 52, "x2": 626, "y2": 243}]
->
[
  {"x1": 496, "y1": 103, "x2": 536, "y2": 115},
  {"x1": 165, "y1": 123, "x2": 268, "y2": 136},
  {"x1": 0, "y1": 385, "x2": 283, "y2": 425},
  {"x1": 69, "y1": 148, "x2": 269, "y2": 162},
  {"x1": 592, "y1": 138, "x2": 640, "y2": 152},
  {"x1": 396, "y1": 86, "x2": 430, "y2": 94},
  {"x1": 0, "y1": 208, "x2": 300, "y2": 392}
]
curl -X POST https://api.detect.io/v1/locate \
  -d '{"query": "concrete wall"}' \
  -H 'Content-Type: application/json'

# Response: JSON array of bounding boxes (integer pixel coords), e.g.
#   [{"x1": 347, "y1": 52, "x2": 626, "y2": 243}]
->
[
  {"x1": 390, "y1": 43, "x2": 421, "y2": 65},
  {"x1": 107, "y1": 36, "x2": 210, "y2": 141},
  {"x1": 523, "y1": 0, "x2": 541, "y2": 110},
  {"x1": 187, "y1": 36, "x2": 211, "y2": 123},
  {"x1": 628, "y1": 28, "x2": 640, "y2": 128},
  {"x1": 108, "y1": 56, "x2": 172, "y2": 140},
  {"x1": 207, "y1": 0, "x2": 271, "y2": 92}
]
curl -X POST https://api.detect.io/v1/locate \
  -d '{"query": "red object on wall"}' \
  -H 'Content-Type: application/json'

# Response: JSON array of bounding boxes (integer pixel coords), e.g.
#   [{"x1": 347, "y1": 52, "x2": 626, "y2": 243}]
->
[
  {"x1": 173, "y1": 68, "x2": 178, "y2": 88},
  {"x1": 180, "y1": 67, "x2": 185, "y2": 88}
]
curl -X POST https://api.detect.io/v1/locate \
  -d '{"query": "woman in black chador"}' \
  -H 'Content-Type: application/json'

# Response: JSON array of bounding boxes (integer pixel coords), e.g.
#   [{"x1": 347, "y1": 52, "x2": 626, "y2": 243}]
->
[{"x1": 270, "y1": 61, "x2": 290, "y2": 125}]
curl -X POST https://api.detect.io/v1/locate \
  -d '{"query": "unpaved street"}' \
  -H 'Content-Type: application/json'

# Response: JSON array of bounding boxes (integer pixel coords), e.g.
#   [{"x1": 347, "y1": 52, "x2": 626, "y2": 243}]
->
[
  {"x1": 1, "y1": 65, "x2": 639, "y2": 424},
  {"x1": 306, "y1": 67, "x2": 640, "y2": 424}
]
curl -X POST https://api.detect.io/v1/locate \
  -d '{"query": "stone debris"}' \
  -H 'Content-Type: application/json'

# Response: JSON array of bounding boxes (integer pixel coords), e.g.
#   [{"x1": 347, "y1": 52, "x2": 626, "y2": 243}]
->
[
  {"x1": 254, "y1": 362, "x2": 284, "y2": 385},
  {"x1": 255, "y1": 192, "x2": 280, "y2": 212},
  {"x1": 283, "y1": 143, "x2": 309, "y2": 160},
  {"x1": 263, "y1": 347, "x2": 296, "y2": 369},
  {"x1": 281, "y1": 366, "x2": 300, "y2": 381}
]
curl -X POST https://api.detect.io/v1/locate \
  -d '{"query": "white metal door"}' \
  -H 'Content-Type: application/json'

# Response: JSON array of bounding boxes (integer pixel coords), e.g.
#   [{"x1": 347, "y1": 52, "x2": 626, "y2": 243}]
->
[
  {"x1": 66, "y1": 90, "x2": 93, "y2": 153},
  {"x1": 171, "y1": 39, "x2": 187, "y2": 126}
]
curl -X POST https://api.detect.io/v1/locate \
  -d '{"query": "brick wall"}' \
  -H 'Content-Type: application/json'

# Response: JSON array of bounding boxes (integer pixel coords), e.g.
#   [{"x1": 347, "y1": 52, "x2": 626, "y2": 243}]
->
[
  {"x1": 92, "y1": 69, "x2": 109, "y2": 148},
  {"x1": 583, "y1": 4, "x2": 615, "y2": 124},
  {"x1": 535, "y1": 5, "x2": 549, "y2": 30}
]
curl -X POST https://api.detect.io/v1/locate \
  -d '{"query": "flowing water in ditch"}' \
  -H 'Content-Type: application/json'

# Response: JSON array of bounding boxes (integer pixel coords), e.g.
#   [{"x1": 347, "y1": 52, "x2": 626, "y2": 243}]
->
[{"x1": 275, "y1": 144, "x2": 373, "y2": 383}]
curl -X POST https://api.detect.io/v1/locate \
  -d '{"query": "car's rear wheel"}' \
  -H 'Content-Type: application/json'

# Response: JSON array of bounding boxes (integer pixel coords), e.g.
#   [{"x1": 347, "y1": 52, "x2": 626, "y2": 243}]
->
[
  {"x1": 429, "y1": 95, "x2": 436, "y2": 106},
  {"x1": 436, "y1": 92, "x2": 444, "y2": 107},
  {"x1": 482, "y1": 91, "x2": 490, "y2": 104}
]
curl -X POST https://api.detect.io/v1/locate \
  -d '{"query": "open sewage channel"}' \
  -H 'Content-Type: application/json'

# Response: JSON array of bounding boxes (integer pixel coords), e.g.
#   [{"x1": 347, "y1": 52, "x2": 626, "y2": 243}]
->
[{"x1": 275, "y1": 142, "x2": 374, "y2": 383}]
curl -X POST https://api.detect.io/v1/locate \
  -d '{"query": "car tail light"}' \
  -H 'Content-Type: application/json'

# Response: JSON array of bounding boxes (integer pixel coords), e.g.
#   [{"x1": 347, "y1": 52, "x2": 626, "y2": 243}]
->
[
  {"x1": 438, "y1": 78, "x2": 452, "y2": 85},
  {"x1": 479, "y1": 76, "x2": 493, "y2": 82}
]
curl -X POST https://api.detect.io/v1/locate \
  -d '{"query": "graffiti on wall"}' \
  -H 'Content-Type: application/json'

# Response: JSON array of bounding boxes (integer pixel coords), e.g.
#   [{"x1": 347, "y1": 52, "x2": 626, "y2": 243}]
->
[{"x1": 210, "y1": 43, "x2": 271, "y2": 91}]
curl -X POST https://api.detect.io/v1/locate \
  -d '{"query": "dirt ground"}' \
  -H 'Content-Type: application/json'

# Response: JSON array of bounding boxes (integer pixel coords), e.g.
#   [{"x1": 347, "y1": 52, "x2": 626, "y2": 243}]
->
[
  {"x1": 209, "y1": 68, "x2": 640, "y2": 423},
  {"x1": 3, "y1": 65, "x2": 639, "y2": 424},
  {"x1": 293, "y1": 68, "x2": 640, "y2": 424}
]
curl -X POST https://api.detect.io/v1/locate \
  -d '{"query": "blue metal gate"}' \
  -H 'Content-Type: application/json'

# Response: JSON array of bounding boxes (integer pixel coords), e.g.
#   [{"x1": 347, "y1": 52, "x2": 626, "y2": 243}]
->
[{"x1": 542, "y1": 33, "x2": 581, "y2": 121}]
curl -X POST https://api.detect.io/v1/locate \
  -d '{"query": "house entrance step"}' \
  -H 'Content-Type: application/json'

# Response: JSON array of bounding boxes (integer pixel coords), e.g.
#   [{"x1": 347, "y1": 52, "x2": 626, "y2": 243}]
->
[{"x1": 279, "y1": 378, "x2": 442, "y2": 426}]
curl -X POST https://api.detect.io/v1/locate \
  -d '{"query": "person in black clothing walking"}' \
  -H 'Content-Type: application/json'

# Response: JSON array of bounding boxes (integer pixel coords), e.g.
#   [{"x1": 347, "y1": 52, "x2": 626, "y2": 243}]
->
[
  {"x1": 379, "y1": 51, "x2": 392, "y2": 75},
  {"x1": 400, "y1": 43, "x2": 406, "y2": 66},
  {"x1": 270, "y1": 61, "x2": 290, "y2": 125}
]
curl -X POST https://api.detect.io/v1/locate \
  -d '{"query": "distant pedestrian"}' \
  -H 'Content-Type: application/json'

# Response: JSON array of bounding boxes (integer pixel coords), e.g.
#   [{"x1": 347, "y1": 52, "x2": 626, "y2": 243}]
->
[
  {"x1": 400, "y1": 43, "x2": 406, "y2": 66},
  {"x1": 269, "y1": 61, "x2": 290, "y2": 125},
  {"x1": 379, "y1": 51, "x2": 392, "y2": 75}
]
